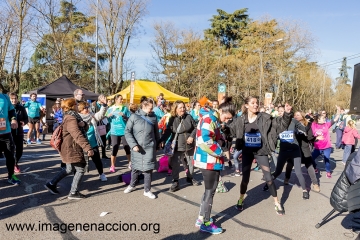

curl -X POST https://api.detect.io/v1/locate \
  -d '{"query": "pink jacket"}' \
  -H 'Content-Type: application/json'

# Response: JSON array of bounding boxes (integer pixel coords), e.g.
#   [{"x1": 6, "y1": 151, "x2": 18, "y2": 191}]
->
[{"x1": 342, "y1": 126, "x2": 360, "y2": 145}]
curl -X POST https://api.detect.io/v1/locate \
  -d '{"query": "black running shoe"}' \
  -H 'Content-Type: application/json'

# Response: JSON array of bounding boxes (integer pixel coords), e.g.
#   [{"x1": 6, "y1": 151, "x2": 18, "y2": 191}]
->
[
  {"x1": 235, "y1": 199, "x2": 244, "y2": 211},
  {"x1": 170, "y1": 181, "x2": 180, "y2": 192},
  {"x1": 186, "y1": 177, "x2": 200, "y2": 186},
  {"x1": 68, "y1": 191, "x2": 86, "y2": 200},
  {"x1": 302, "y1": 191, "x2": 309, "y2": 200},
  {"x1": 44, "y1": 182, "x2": 59, "y2": 194},
  {"x1": 262, "y1": 184, "x2": 269, "y2": 191}
]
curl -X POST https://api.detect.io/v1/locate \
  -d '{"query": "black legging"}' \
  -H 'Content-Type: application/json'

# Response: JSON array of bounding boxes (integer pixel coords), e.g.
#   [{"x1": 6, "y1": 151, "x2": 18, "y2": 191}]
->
[
  {"x1": 241, "y1": 151, "x2": 277, "y2": 197},
  {"x1": 13, "y1": 134, "x2": 24, "y2": 165},
  {"x1": 111, "y1": 135, "x2": 131, "y2": 156},
  {"x1": 199, "y1": 169, "x2": 220, "y2": 222},
  {"x1": 91, "y1": 147, "x2": 104, "y2": 175},
  {"x1": 100, "y1": 135, "x2": 107, "y2": 157}
]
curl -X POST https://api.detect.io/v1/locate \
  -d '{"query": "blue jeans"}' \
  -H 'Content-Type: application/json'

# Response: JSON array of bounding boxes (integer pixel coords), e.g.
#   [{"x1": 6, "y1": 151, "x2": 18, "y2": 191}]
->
[
  {"x1": 335, "y1": 129, "x2": 344, "y2": 149},
  {"x1": 232, "y1": 150, "x2": 242, "y2": 171},
  {"x1": 342, "y1": 145, "x2": 353, "y2": 164},
  {"x1": 312, "y1": 148, "x2": 332, "y2": 173}
]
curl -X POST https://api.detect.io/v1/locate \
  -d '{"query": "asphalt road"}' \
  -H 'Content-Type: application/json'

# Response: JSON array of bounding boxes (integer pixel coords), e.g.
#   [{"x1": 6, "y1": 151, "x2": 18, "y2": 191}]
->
[{"x1": 1, "y1": 129, "x2": 360, "y2": 240}]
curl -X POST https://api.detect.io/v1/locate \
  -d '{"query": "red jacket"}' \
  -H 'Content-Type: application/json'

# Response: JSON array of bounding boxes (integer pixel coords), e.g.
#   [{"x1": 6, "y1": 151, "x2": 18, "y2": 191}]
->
[{"x1": 342, "y1": 126, "x2": 360, "y2": 145}]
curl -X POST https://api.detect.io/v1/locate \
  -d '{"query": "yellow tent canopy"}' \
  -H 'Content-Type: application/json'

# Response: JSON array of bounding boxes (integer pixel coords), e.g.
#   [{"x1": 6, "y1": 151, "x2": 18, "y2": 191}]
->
[{"x1": 107, "y1": 80, "x2": 189, "y2": 103}]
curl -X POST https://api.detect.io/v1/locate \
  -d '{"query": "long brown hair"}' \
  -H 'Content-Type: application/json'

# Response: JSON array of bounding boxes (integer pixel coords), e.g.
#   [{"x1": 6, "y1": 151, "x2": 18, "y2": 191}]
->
[
  {"x1": 241, "y1": 96, "x2": 257, "y2": 115},
  {"x1": 61, "y1": 98, "x2": 77, "y2": 112},
  {"x1": 295, "y1": 111, "x2": 308, "y2": 126},
  {"x1": 170, "y1": 100, "x2": 185, "y2": 117}
]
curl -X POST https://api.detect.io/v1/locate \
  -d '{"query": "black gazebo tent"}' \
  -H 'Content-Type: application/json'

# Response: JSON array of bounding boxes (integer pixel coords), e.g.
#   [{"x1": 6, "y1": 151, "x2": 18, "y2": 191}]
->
[
  {"x1": 29, "y1": 75, "x2": 99, "y2": 100},
  {"x1": 28, "y1": 75, "x2": 99, "y2": 131}
]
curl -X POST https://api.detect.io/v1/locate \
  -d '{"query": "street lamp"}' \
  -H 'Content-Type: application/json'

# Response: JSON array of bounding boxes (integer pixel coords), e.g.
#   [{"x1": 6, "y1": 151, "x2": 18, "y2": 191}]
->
[
  {"x1": 94, "y1": 0, "x2": 99, "y2": 93},
  {"x1": 258, "y1": 38, "x2": 283, "y2": 105}
]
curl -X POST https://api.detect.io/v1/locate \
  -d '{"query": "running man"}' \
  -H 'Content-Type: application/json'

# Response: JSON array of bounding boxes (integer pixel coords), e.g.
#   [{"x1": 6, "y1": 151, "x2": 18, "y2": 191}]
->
[
  {"x1": 24, "y1": 93, "x2": 43, "y2": 144},
  {"x1": 0, "y1": 93, "x2": 20, "y2": 185}
]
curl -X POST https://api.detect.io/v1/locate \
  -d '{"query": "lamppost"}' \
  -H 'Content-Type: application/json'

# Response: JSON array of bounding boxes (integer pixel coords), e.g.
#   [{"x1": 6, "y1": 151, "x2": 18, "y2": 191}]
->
[
  {"x1": 94, "y1": 0, "x2": 99, "y2": 93},
  {"x1": 258, "y1": 38, "x2": 283, "y2": 104}
]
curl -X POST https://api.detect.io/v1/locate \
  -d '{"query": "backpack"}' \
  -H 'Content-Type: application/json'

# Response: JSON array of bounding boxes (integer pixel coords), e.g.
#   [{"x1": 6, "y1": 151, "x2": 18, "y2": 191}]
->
[{"x1": 50, "y1": 123, "x2": 63, "y2": 151}]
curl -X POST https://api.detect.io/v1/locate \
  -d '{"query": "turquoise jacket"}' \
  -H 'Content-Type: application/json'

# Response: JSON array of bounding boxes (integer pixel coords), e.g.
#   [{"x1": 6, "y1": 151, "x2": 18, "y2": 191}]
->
[{"x1": 106, "y1": 105, "x2": 131, "y2": 136}]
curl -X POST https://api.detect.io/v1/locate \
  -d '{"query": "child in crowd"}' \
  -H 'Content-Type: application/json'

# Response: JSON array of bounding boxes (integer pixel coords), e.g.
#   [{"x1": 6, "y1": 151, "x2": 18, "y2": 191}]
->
[{"x1": 342, "y1": 120, "x2": 360, "y2": 165}]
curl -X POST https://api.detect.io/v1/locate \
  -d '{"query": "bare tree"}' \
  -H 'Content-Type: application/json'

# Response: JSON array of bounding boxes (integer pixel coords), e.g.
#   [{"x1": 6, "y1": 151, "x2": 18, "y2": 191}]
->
[
  {"x1": 0, "y1": 3, "x2": 15, "y2": 92},
  {"x1": 93, "y1": 0, "x2": 148, "y2": 94}
]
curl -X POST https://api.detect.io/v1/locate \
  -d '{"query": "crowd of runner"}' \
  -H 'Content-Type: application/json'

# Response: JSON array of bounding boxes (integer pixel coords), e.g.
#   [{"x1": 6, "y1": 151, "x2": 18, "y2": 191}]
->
[{"x1": 1, "y1": 90, "x2": 359, "y2": 234}]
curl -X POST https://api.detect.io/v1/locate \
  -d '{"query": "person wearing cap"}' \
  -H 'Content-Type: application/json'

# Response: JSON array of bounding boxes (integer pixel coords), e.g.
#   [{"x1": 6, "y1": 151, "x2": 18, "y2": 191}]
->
[
  {"x1": 24, "y1": 93, "x2": 43, "y2": 144},
  {"x1": 8, "y1": 92, "x2": 28, "y2": 173}
]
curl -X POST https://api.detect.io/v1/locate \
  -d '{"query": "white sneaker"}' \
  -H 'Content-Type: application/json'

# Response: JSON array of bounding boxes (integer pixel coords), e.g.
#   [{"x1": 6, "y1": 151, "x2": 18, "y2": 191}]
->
[
  {"x1": 124, "y1": 186, "x2": 135, "y2": 194},
  {"x1": 144, "y1": 191, "x2": 156, "y2": 199},
  {"x1": 99, "y1": 173, "x2": 107, "y2": 182}
]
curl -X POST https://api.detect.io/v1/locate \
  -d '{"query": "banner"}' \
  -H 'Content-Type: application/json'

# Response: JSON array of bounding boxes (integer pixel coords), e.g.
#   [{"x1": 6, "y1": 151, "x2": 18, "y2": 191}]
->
[
  {"x1": 218, "y1": 83, "x2": 226, "y2": 104},
  {"x1": 130, "y1": 71, "x2": 135, "y2": 104},
  {"x1": 264, "y1": 92, "x2": 273, "y2": 107},
  {"x1": 21, "y1": 94, "x2": 46, "y2": 133}
]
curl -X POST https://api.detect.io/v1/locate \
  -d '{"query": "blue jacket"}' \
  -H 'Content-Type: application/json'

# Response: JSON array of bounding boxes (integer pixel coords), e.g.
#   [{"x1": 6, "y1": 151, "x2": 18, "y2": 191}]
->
[{"x1": 106, "y1": 105, "x2": 131, "y2": 136}]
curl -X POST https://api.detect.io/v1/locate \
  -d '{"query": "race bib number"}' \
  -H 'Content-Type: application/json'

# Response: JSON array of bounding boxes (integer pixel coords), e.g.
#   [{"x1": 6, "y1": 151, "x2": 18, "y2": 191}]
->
[
  {"x1": 245, "y1": 133, "x2": 261, "y2": 147},
  {"x1": 279, "y1": 131, "x2": 294, "y2": 143},
  {"x1": 0, "y1": 118, "x2": 6, "y2": 131}
]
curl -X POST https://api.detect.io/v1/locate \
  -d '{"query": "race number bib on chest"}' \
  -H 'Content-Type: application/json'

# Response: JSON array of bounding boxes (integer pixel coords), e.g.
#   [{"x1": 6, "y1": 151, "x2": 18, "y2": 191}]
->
[
  {"x1": 245, "y1": 133, "x2": 261, "y2": 147},
  {"x1": 279, "y1": 131, "x2": 294, "y2": 143},
  {"x1": 0, "y1": 118, "x2": 6, "y2": 131}
]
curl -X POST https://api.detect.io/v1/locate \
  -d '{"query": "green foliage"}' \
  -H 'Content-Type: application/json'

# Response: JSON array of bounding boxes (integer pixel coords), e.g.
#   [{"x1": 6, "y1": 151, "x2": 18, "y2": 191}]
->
[
  {"x1": 25, "y1": 0, "x2": 98, "y2": 92},
  {"x1": 204, "y1": 8, "x2": 249, "y2": 49}
]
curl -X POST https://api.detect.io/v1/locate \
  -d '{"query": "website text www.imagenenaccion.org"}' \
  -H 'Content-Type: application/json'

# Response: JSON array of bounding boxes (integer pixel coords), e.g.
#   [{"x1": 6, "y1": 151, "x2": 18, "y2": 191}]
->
[{"x1": 5, "y1": 221, "x2": 160, "y2": 234}]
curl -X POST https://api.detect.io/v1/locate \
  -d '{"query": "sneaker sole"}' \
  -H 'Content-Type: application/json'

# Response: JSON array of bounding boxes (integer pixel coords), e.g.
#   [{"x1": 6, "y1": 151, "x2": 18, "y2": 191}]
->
[
  {"x1": 235, "y1": 205, "x2": 243, "y2": 211},
  {"x1": 143, "y1": 194, "x2": 156, "y2": 199},
  {"x1": 68, "y1": 197, "x2": 84, "y2": 200},
  {"x1": 169, "y1": 187, "x2": 180, "y2": 192},
  {"x1": 200, "y1": 228, "x2": 223, "y2": 234},
  {"x1": 44, "y1": 184, "x2": 58, "y2": 195},
  {"x1": 8, "y1": 181, "x2": 20, "y2": 185}
]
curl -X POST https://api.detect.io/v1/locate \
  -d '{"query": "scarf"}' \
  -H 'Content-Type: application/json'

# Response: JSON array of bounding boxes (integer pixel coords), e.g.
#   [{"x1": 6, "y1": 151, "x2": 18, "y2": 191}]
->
[
  {"x1": 78, "y1": 113, "x2": 92, "y2": 125},
  {"x1": 65, "y1": 110, "x2": 87, "y2": 137}
]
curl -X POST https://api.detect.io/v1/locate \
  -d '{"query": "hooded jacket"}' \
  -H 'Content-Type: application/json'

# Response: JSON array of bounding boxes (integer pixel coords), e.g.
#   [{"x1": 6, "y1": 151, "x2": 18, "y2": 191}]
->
[
  {"x1": 125, "y1": 109, "x2": 160, "y2": 171},
  {"x1": 342, "y1": 126, "x2": 360, "y2": 145},
  {"x1": 193, "y1": 108, "x2": 224, "y2": 171}
]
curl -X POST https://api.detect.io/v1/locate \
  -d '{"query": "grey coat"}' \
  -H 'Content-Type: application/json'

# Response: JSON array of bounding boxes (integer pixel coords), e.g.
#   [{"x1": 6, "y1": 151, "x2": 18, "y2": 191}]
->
[{"x1": 125, "y1": 109, "x2": 160, "y2": 171}]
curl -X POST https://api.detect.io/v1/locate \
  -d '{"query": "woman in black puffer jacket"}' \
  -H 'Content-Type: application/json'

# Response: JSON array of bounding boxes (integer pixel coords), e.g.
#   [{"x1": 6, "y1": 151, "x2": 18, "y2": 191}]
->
[{"x1": 160, "y1": 100, "x2": 200, "y2": 192}]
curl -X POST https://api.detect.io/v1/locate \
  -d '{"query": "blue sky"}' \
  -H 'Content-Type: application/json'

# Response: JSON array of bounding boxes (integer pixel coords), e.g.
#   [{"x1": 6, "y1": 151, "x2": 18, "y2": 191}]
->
[{"x1": 127, "y1": 0, "x2": 360, "y2": 83}]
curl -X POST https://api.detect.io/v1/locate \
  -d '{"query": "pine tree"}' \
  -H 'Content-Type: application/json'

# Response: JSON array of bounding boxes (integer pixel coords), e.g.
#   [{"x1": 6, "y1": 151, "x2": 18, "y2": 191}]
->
[{"x1": 336, "y1": 57, "x2": 351, "y2": 84}]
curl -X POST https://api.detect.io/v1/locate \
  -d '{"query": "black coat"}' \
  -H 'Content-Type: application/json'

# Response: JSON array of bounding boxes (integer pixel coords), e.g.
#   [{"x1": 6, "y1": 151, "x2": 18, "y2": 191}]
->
[
  {"x1": 11, "y1": 102, "x2": 28, "y2": 136},
  {"x1": 227, "y1": 112, "x2": 293, "y2": 153},
  {"x1": 330, "y1": 152, "x2": 360, "y2": 213},
  {"x1": 330, "y1": 170, "x2": 350, "y2": 213},
  {"x1": 160, "y1": 113, "x2": 197, "y2": 152},
  {"x1": 296, "y1": 122, "x2": 316, "y2": 158}
]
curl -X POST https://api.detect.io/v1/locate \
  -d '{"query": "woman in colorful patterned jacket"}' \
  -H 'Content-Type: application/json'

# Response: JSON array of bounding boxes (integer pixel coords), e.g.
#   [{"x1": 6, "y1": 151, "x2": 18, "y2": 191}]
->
[{"x1": 193, "y1": 98, "x2": 235, "y2": 235}]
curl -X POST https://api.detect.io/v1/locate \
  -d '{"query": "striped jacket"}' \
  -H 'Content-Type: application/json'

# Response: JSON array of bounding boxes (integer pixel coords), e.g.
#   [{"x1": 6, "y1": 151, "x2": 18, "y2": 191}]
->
[{"x1": 193, "y1": 108, "x2": 224, "y2": 170}]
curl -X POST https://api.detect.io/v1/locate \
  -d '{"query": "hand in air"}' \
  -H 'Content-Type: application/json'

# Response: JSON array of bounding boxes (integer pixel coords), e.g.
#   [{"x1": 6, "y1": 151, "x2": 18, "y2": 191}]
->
[{"x1": 284, "y1": 103, "x2": 292, "y2": 113}]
